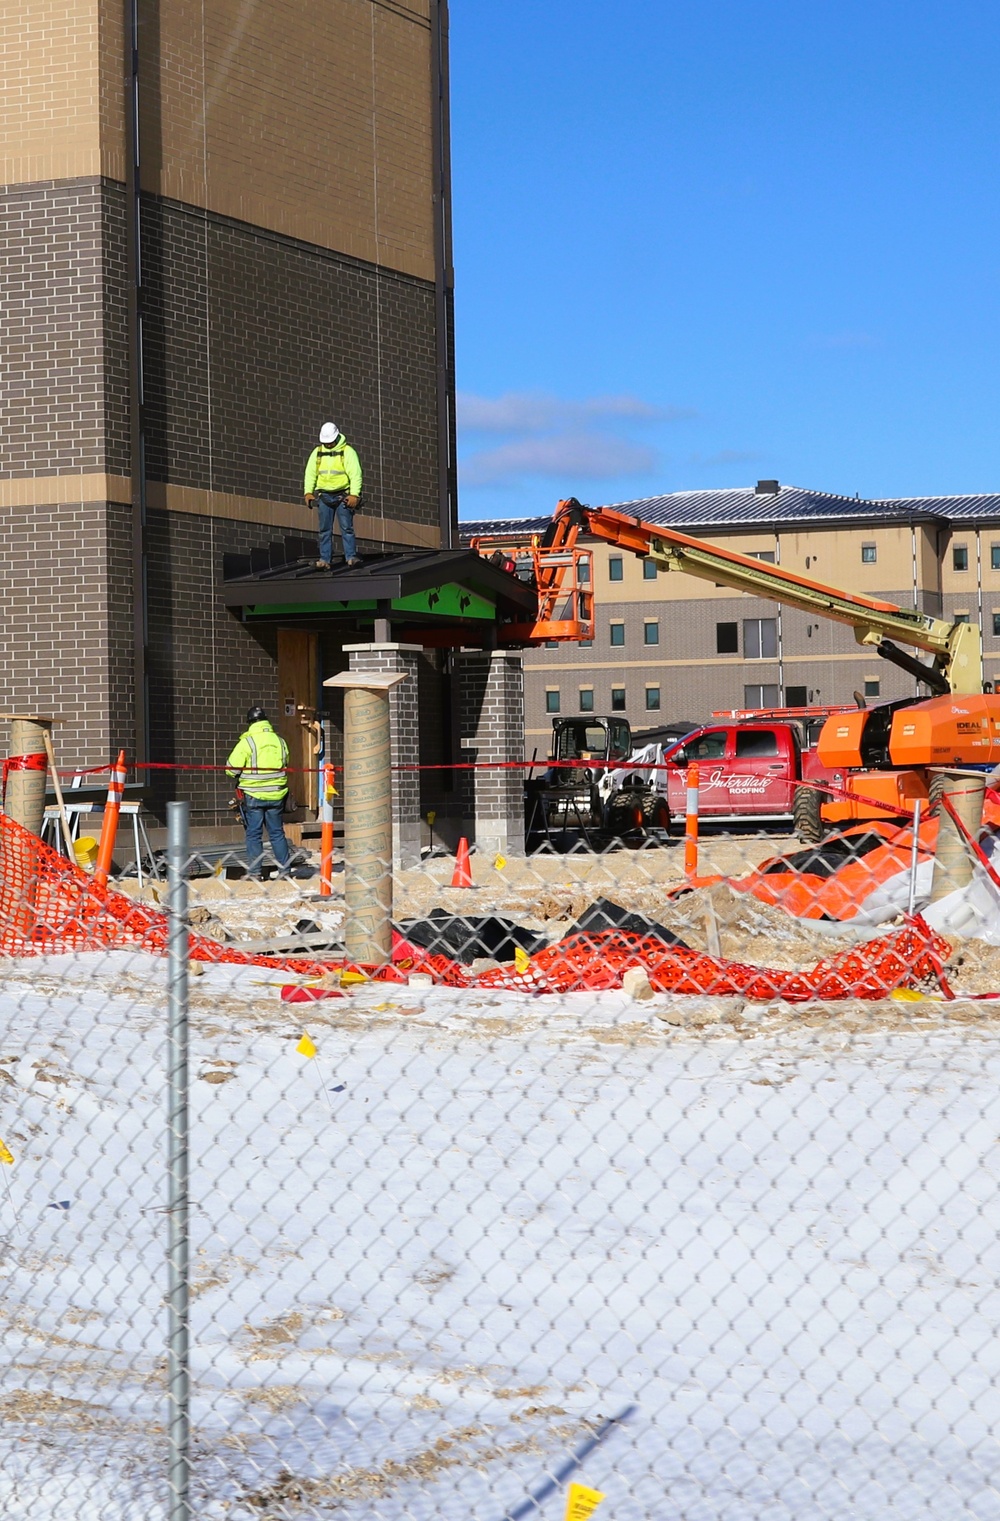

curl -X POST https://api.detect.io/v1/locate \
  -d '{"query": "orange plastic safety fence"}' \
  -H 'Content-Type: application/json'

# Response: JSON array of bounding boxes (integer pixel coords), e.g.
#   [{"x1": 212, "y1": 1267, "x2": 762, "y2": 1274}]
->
[{"x1": 0, "y1": 814, "x2": 953, "y2": 1000}]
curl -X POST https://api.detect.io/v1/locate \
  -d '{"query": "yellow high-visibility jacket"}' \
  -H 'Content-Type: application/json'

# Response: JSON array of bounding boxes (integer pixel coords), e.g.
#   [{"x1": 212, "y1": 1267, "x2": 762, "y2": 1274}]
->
[
  {"x1": 303, "y1": 436, "x2": 362, "y2": 497},
  {"x1": 226, "y1": 722, "x2": 289, "y2": 802}
]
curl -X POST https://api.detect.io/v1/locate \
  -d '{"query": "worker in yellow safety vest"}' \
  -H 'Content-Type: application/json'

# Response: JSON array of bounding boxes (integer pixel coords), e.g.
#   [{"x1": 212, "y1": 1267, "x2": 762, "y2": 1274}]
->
[
  {"x1": 303, "y1": 421, "x2": 364, "y2": 570},
  {"x1": 226, "y1": 707, "x2": 292, "y2": 881}
]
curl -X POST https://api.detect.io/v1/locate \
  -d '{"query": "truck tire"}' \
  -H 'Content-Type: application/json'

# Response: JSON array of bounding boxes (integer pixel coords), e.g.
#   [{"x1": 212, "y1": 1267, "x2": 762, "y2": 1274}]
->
[{"x1": 793, "y1": 785, "x2": 824, "y2": 843}]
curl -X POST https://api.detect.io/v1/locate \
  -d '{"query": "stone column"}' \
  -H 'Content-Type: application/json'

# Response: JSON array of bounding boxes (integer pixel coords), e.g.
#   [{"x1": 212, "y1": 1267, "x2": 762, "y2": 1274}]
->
[
  {"x1": 344, "y1": 643, "x2": 422, "y2": 869},
  {"x1": 455, "y1": 650, "x2": 525, "y2": 857}
]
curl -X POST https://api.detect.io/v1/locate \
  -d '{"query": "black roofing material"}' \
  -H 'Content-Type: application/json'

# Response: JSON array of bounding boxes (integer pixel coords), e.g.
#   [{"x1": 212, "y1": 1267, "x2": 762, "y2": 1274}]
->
[
  {"x1": 567, "y1": 897, "x2": 689, "y2": 948},
  {"x1": 398, "y1": 910, "x2": 547, "y2": 964}
]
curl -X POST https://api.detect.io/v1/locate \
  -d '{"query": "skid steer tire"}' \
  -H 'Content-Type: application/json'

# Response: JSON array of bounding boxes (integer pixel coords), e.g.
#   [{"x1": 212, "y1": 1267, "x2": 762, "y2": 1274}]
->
[
  {"x1": 650, "y1": 798, "x2": 670, "y2": 832},
  {"x1": 793, "y1": 785, "x2": 824, "y2": 844}
]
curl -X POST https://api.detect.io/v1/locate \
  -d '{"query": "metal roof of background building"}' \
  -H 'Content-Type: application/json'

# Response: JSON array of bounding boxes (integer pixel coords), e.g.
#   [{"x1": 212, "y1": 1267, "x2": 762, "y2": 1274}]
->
[
  {"x1": 885, "y1": 493, "x2": 1000, "y2": 521},
  {"x1": 460, "y1": 484, "x2": 1000, "y2": 541}
]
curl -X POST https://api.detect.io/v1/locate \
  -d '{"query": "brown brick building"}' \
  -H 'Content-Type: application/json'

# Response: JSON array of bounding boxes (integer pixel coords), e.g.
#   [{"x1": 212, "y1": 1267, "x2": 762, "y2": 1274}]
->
[
  {"x1": 462, "y1": 482, "x2": 1000, "y2": 753},
  {"x1": 0, "y1": 0, "x2": 455, "y2": 822}
]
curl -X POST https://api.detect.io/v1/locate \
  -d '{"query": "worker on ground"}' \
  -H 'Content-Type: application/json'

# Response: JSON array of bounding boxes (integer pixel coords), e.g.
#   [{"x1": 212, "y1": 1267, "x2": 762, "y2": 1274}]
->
[
  {"x1": 226, "y1": 706, "x2": 292, "y2": 881},
  {"x1": 304, "y1": 421, "x2": 363, "y2": 570}
]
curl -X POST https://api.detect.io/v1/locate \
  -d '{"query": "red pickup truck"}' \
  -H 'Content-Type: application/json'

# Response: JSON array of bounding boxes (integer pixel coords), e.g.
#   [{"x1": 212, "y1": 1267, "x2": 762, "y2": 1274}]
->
[{"x1": 658, "y1": 713, "x2": 840, "y2": 840}]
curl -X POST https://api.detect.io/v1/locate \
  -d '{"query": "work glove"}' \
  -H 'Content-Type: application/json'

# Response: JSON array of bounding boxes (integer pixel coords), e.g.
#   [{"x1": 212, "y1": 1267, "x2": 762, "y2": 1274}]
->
[
  {"x1": 346, "y1": 495, "x2": 359, "y2": 510},
  {"x1": 304, "y1": 494, "x2": 315, "y2": 508}
]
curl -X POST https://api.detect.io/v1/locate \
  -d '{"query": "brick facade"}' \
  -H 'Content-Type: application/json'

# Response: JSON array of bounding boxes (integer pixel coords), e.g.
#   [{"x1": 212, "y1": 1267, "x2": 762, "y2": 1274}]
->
[
  {"x1": 0, "y1": 499, "x2": 126, "y2": 770},
  {"x1": 0, "y1": 180, "x2": 109, "y2": 477},
  {"x1": 1, "y1": 0, "x2": 454, "y2": 829},
  {"x1": 1, "y1": 179, "x2": 440, "y2": 525},
  {"x1": 0, "y1": 179, "x2": 444, "y2": 816},
  {"x1": 455, "y1": 650, "x2": 525, "y2": 856}
]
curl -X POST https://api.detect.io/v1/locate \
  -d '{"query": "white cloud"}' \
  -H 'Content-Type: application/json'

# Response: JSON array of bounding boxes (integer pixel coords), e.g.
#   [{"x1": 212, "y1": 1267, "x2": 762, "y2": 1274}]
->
[
  {"x1": 458, "y1": 390, "x2": 695, "y2": 433},
  {"x1": 688, "y1": 448, "x2": 762, "y2": 467},
  {"x1": 460, "y1": 432, "x2": 657, "y2": 488}
]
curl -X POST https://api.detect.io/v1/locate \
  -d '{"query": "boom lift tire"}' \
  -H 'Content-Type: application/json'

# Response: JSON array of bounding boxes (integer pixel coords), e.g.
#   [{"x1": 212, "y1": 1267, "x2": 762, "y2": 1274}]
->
[{"x1": 793, "y1": 784, "x2": 824, "y2": 844}]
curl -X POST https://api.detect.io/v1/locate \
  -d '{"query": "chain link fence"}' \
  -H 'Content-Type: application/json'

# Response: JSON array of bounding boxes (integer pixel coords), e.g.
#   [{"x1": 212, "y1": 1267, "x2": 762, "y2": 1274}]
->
[{"x1": 3, "y1": 779, "x2": 1000, "y2": 1520}]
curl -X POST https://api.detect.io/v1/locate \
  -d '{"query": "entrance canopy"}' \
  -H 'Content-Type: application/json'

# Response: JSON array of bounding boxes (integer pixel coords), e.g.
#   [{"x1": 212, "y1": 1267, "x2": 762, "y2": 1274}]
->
[{"x1": 221, "y1": 536, "x2": 536, "y2": 645}]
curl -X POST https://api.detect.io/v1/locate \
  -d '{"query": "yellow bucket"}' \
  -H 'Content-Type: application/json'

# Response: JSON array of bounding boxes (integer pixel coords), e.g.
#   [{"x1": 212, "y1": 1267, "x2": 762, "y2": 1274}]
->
[{"x1": 73, "y1": 836, "x2": 99, "y2": 869}]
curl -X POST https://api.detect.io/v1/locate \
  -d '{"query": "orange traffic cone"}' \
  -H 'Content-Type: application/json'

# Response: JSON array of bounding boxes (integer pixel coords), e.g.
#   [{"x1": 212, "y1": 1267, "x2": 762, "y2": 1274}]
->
[{"x1": 451, "y1": 837, "x2": 473, "y2": 888}]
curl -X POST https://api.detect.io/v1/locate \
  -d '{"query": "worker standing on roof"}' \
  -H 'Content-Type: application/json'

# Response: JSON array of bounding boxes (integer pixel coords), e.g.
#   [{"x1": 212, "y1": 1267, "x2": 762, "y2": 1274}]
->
[
  {"x1": 304, "y1": 421, "x2": 364, "y2": 570},
  {"x1": 226, "y1": 706, "x2": 293, "y2": 881}
]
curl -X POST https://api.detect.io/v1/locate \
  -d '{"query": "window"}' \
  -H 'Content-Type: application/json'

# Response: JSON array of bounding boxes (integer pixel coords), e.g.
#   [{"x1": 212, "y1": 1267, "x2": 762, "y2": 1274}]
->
[
  {"x1": 578, "y1": 560, "x2": 591, "y2": 584},
  {"x1": 555, "y1": 721, "x2": 612, "y2": 761},
  {"x1": 688, "y1": 731, "x2": 727, "y2": 760},
  {"x1": 545, "y1": 690, "x2": 560, "y2": 714},
  {"x1": 992, "y1": 545, "x2": 1000, "y2": 571},
  {"x1": 785, "y1": 685, "x2": 808, "y2": 707},
  {"x1": 578, "y1": 688, "x2": 594, "y2": 713},
  {"x1": 643, "y1": 621, "x2": 659, "y2": 645},
  {"x1": 745, "y1": 683, "x2": 780, "y2": 708},
  {"x1": 611, "y1": 688, "x2": 626, "y2": 711},
  {"x1": 861, "y1": 543, "x2": 877, "y2": 564},
  {"x1": 953, "y1": 544, "x2": 969, "y2": 571},
  {"x1": 642, "y1": 559, "x2": 658, "y2": 580},
  {"x1": 955, "y1": 611, "x2": 970, "y2": 624},
  {"x1": 736, "y1": 729, "x2": 779, "y2": 758},
  {"x1": 716, "y1": 621, "x2": 739, "y2": 655},
  {"x1": 743, "y1": 618, "x2": 777, "y2": 659},
  {"x1": 609, "y1": 556, "x2": 623, "y2": 582},
  {"x1": 578, "y1": 639, "x2": 593, "y2": 649},
  {"x1": 864, "y1": 679, "x2": 880, "y2": 697},
  {"x1": 609, "y1": 622, "x2": 625, "y2": 646},
  {"x1": 645, "y1": 687, "x2": 661, "y2": 711},
  {"x1": 993, "y1": 613, "x2": 1000, "y2": 637},
  {"x1": 544, "y1": 640, "x2": 558, "y2": 649},
  {"x1": 610, "y1": 721, "x2": 631, "y2": 758},
  {"x1": 749, "y1": 550, "x2": 776, "y2": 564}
]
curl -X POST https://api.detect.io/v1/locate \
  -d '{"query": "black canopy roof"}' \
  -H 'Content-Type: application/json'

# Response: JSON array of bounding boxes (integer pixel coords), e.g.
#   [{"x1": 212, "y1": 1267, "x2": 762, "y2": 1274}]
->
[{"x1": 221, "y1": 536, "x2": 537, "y2": 639}]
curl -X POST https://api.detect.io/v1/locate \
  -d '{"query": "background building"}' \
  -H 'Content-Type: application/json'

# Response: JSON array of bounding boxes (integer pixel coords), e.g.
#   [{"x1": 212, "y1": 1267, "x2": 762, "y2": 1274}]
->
[
  {"x1": 0, "y1": 0, "x2": 455, "y2": 822},
  {"x1": 462, "y1": 481, "x2": 1000, "y2": 753}
]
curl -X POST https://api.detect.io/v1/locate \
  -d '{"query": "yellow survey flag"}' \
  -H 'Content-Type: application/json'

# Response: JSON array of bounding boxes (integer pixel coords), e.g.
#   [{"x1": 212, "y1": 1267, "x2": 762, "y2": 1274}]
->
[
  {"x1": 340, "y1": 970, "x2": 369, "y2": 987},
  {"x1": 565, "y1": 1482, "x2": 605, "y2": 1521},
  {"x1": 494, "y1": 854, "x2": 507, "y2": 871},
  {"x1": 296, "y1": 1032, "x2": 317, "y2": 1058},
  {"x1": 514, "y1": 946, "x2": 531, "y2": 974},
  {"x1": 0, "y1": 1139, "x2": 13, "y2": 1165},
  {"x1": 890, "y1": 987, "x2": 925, "y2": 1003}
]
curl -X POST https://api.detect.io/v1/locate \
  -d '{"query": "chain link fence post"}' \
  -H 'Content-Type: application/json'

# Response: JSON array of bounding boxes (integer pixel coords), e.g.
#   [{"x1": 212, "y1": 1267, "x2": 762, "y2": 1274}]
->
[{"x1": 166, "y1": 800, "x2": 191, "y2": 1521}]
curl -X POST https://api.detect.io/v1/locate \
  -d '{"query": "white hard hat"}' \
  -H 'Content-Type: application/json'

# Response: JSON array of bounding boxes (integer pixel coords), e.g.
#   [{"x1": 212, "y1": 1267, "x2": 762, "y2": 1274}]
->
[{"x1": 319, "y1": 422, "x2": 339, "y2": 443}]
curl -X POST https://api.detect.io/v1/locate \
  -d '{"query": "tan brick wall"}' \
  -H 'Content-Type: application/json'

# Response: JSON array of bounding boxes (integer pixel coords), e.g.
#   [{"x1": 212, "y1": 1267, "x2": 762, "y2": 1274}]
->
[
  {"x1": 1, "y1": 0, "x2": 435, "y2": 280},
  {"x1": 0, "y1": 0, "x2": 103, "y2": 183},
  {"x1": 138, "y1": 0, "x2": 435, "y2": 279}
]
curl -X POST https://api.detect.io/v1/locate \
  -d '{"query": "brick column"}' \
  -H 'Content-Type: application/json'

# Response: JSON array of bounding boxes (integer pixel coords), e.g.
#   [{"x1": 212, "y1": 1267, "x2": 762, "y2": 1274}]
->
[
  {"x1": 345, "y1": 643, "x2": 422, "y2": 868},
  {"x1": 455, "y1": 650, "x2": 525, "y2": 857}
]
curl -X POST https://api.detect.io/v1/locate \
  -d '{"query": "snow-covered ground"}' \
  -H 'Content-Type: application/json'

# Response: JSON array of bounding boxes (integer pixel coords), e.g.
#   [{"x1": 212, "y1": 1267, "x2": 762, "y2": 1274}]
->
[{"x1": 2, "y1": 950, "x2": 1000, "y2": 1518}]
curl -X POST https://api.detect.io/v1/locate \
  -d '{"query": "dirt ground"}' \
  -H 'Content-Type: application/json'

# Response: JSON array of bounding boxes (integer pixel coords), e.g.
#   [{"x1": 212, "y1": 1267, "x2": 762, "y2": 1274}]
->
[{"x1": 109, "y1": 831, "x2": 1000, "y2": 998}]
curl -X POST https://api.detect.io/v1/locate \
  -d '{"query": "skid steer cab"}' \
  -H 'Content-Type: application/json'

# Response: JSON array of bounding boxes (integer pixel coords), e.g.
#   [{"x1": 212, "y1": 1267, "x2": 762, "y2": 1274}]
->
[{"x1": 524, "y1": 716, "x2": 672, "y2": 850}]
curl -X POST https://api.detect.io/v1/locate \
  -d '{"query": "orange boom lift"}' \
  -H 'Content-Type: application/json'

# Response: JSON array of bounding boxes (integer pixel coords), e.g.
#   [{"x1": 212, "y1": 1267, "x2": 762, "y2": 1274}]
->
[{"x1": 475, "y1": 498, "x2": 1000, "y2": 826}]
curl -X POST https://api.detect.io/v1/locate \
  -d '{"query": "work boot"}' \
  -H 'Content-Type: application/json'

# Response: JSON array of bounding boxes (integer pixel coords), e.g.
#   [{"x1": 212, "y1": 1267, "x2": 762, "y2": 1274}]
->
[
  {"x1": 346, "y1": 557, "x2": 363, "y2": 568},
  {"x1": 315, "y1": 559, "x2": 331, "y2": 570}
]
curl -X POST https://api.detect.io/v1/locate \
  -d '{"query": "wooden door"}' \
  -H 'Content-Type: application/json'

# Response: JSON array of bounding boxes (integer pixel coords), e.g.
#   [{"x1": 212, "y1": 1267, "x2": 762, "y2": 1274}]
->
[{"x1": 276, "y1": 629, "x2": 319, "y2": 812}]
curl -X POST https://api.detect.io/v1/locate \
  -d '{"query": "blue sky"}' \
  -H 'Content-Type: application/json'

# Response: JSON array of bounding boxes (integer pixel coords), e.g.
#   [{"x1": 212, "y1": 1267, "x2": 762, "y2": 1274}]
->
[{"x1": 450, "y1": 0, "x2": 1000, "y2": 521}]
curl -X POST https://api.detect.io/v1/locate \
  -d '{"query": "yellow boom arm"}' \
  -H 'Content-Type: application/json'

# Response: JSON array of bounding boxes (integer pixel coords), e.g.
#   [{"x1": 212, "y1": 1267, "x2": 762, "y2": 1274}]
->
[{"x1": 552, "y1": 499, "x2": 983, "y2": 696}]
